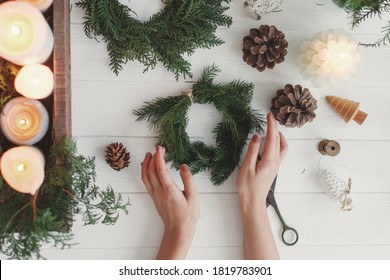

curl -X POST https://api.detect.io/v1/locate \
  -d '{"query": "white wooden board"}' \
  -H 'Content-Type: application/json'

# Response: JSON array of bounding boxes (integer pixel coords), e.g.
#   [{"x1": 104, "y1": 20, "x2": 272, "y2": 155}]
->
[{"x1": 3, "y1": 0, "x2": 390, "y2": 260}]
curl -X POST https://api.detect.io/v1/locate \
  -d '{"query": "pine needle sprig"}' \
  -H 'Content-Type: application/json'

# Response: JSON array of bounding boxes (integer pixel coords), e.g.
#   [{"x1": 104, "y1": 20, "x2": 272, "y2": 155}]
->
[
  {"x1": 334, "y1": 0, "x2": 390, "y2": 47},
  {"x1": 134, "y1": 65, "x2": 265, "y2": 186},
  {"x1": 76, "y1": 0, "x2": 232, "y2": 79}
]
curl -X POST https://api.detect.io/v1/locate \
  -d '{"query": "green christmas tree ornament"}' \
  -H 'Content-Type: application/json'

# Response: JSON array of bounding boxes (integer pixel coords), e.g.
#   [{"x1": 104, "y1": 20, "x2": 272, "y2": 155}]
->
[{"x1": 134, "y1": 65, "x2": 265, "y2": 186}]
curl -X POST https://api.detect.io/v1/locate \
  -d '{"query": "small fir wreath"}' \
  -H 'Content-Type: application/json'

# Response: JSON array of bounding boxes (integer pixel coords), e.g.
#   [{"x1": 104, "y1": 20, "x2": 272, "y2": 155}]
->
[
  {"x1": 76, "y1": 0, "x2": 233, "y2": 80},
  {"x1": 134, "y1": 65, "x2": 265, "y2": 186}
]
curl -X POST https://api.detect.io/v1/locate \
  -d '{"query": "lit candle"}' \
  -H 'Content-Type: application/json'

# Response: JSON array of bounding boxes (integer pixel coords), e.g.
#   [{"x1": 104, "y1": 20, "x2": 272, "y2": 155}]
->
[
  {"x1": 297, "y1": 29, "x2": 361, "y2": 87},
  {"x1": 0, "y1": 1, "x2": 54, "y2": 66},
  {"x1": 0, "y1": 97, "x2": 49, "y2": 145},
  {"x1": 15, "y1": 0, "x2": 54, "y2": 12},
  {"x1": 0, "y1": 146, "x2": 45, "y2": 195},
  {"x1": 15, "y1": 64, "x2": 54, "y2": 99}
]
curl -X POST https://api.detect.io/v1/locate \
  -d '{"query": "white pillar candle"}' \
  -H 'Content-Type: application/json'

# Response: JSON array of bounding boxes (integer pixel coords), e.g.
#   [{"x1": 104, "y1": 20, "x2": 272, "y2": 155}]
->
[
  {"x1": 15, "y1": 64, "x2": 54, "y2": 99},
  {"x1": 15, "y1": 0, "x2": 54, "y2": 12},
  {"x1": 297, "y1": 29, "x2": 361, "y2": 87},
  {"x1": 0, "y1": 146, "x2": 45, "y2": 195},
  {"x1": 0, "y1": 97, "x2": 49, "y2": 145},
  {"x1": 0, "y1": 1, "x2": 54, "y2": 66}
]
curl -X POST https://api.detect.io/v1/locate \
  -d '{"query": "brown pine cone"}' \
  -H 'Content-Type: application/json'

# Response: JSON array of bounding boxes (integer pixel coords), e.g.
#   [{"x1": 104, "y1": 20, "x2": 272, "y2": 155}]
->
[
  {"x1": 242, "y1": 25, "x2": 288, "y2": 72},
  {"x1": 271, "y1": 84, "x2": 317, "y2": 128},
  {"x1": 105, "y1": 142, "x2": 130, "y2": 171}
]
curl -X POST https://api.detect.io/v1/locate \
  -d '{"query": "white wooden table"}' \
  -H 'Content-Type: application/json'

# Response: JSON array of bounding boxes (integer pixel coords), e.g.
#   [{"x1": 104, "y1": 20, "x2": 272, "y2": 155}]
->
[{"x1": 43, "y1": 0, "x2": 390, "y2": 259}]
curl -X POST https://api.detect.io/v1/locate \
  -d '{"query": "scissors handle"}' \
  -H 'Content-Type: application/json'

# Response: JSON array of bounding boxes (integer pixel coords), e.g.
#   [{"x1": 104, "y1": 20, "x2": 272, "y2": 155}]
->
[
  {"x1": 281, "y1": 225, "x2": 299, "y2": 246},
  {"x1": 273, "y1": 203, "x2": 299, "y2": 246}
]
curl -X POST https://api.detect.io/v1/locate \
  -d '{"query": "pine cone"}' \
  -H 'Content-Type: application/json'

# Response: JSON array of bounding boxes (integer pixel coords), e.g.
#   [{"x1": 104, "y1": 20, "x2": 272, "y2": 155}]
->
[
  {"x1": 242, "y1": 25, "x2": 288, "y2": 72},
  {"x1": 105, "y1": 142, "x2": 130, "y2": 171},
  {"x1": 271, "y1": 84, "x2": 317, "y2": 127}
]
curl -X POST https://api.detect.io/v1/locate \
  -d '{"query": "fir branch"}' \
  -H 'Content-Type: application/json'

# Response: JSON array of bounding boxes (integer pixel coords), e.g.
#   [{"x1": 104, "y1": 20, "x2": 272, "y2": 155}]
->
[
  {"x1": 360, "y1": 19, "x2": 390, "y2": 46},
  {"x1": 76, "y1": 0, "x2": 232, "y2": 79},
  {"x1": 335, "y1": 0, "x2": 390, "y2": 47}
]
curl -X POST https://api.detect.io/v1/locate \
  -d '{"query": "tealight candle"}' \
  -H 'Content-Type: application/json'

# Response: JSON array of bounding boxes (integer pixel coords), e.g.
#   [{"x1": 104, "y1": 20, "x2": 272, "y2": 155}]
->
[
  {"x1": 15, "y1": 64, "x2": 54, "y2": 99},
  {"x1": 0, "y1": 1, "x2": 54, "y2": 66},
  {"x1": 0, "y1": 146, "x2": 45, "y2": 195},
  {"x1": 297, "y1": 29, "x2": 361, "y2": 87},
  {"x1": 15, "y1": 0, "x2": 54, "y2": 12},
  {"x1": 0, "y1": 97, "x2": 49, "y2": 145}
]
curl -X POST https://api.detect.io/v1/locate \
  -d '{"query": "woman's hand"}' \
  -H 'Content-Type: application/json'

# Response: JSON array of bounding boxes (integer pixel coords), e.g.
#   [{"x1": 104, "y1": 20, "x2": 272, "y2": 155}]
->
[
  {"x1": 141, "y1": 146, "x2": 199, "y2": 259},
  {"x1": 236, "y1": 112, "x2": 288, "y2": 259},
  {"x1": 237, "y1": 112, "x2": 288, "y2": 213}
]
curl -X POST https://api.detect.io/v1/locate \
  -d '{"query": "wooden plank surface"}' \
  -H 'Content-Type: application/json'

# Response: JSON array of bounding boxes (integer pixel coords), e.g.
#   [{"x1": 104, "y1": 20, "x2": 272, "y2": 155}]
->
[{"x1": 3, "y1": 0, "x2": 390, "y2": 260}]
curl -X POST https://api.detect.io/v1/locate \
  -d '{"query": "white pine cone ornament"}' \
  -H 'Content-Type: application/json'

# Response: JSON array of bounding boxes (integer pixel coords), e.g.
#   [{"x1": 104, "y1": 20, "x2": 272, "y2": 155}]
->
[
  {"x1": 243, "y1": 0, "x2": 282, "y2": 21},
  {"x1": 271, "y1": 84, "x2": 317, "y2": 127},
  {"x1": 242, "y1": 25, "x2": 288, "y2": 72},
  {"x1": 319, "y1": 169, "x2": 353, "y2": 210},
  {"x1": 105, "y1": 142, "x2": 130, "y2": 171}
]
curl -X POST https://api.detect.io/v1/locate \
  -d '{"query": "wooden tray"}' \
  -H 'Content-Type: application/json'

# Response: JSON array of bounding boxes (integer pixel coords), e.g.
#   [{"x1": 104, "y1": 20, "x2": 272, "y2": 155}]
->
[{"x1": 52, "y1": 0, "x2": 71, "y2": 139}]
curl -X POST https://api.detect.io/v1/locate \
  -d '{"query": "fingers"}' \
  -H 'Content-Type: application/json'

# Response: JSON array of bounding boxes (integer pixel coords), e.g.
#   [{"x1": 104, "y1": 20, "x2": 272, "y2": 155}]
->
[
  {"x1": 279, "y1": 132, "x2": 288, "y2": 160},
  {"x1": 180, "y1": 164, "x2": 198, "y2": 203},
  {"x1": 142, "y1": 146, "x2": 194, "y2": 197},
  {"x1": 241, "y1": 133, "x2": 262, "y2": 171},
  {"x1": 261, "y1": 112, "x2": 280, "y2": 162},
  {"x1": 147, "y1": 146, "x2": 163, "y2": 191},
  {"x1": 155, "y1": 146, "x2": 174, "y2": 188},
  {"x1": 141, "y1": 152, "x2": 153, "y2": 194}
]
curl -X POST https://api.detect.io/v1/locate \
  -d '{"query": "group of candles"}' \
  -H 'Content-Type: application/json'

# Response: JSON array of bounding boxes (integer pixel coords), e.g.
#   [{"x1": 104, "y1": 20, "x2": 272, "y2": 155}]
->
[{"x1": 0, "y1": 0, "x2": 54, "y2": 195}]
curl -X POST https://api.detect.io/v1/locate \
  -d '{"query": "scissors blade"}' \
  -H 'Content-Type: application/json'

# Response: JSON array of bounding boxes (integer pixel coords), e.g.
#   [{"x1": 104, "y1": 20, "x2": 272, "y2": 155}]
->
[{"x1": 266, "y1": 175, "x2": 278, "y2": 207}]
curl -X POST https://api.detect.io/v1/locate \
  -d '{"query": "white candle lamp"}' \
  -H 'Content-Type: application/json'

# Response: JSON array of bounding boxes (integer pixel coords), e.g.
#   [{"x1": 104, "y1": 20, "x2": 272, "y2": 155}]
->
[
  {"x1": 0, "y1": 97, "x2": 50, "y2": 145},
  {"x1": 15, "y1": 0, "x2": 54, "y2": 12},
  {"x1": 0, "y1": 146, "x2": 45, "y2": 195},
  {"x1": 15, "y1": 64, "x2": 54, "y2": 99},
  {"x1": 0, "y1": 1, "x2": 54, "y2": 66},
  {"x1": 297, "y1": 29, "x2": 361, "y2": 87}
]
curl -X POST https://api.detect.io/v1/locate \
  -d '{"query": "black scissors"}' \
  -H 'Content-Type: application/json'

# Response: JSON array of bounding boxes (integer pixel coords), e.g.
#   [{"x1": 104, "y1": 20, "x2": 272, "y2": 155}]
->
[{"x1": 266, "y1": 175, "x2": 299, "y2": 246}]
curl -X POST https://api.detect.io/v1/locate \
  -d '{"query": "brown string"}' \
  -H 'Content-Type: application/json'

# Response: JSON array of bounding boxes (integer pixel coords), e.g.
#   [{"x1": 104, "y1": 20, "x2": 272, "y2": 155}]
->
[{"x1": 181, "y1": 89, "x2": 193, "y2": 103}]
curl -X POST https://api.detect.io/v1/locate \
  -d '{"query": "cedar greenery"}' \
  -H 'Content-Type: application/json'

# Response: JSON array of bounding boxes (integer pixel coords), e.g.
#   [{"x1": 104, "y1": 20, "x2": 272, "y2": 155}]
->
[
  {"x1": 333, "y1": 0, "x2": 390, "y2": 46},
  {"x1": 134, "y1": 65, "x2": 265, "y2": 186},
  {"x1": 75, "y1": 0, "x2": 232, "y2": 80},
  {"x1": 0, "y1": 137, "x2": 130, "y2": 259}
]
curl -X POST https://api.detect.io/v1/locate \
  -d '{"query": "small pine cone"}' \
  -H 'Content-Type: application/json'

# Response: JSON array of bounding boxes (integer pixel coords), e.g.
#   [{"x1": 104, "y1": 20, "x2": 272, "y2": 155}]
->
[
  {"x1": 105, "y1": 142, "x2": 130, "y2": 171},
  {"x1": 242, "y1": 24, "x2": 288, "y2": 72},
  {"x1": 271, "y1": 84, "x2": 318, "y2": 127}
]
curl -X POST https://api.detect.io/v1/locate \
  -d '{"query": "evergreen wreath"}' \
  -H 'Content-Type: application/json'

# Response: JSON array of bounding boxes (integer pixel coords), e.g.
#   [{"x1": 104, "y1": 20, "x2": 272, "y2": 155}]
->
[
  {"x1": 75, "y1": 0, "x2": 233, "y2": 80},
  {"x1": 134, "y1": 65, "x2": 265, "y2": 186}
]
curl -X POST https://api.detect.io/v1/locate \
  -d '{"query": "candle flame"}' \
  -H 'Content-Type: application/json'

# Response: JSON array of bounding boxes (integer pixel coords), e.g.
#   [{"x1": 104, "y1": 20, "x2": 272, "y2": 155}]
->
[
  {"x1": 19, "y1": 119, "x2": 27, "y2": 126},
  {"x1": 10, "y1": 26, "x2": 21, "y2": 37},
  {"x1": 16, "y1": 163, "x2": 26, "y2": 172}
]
